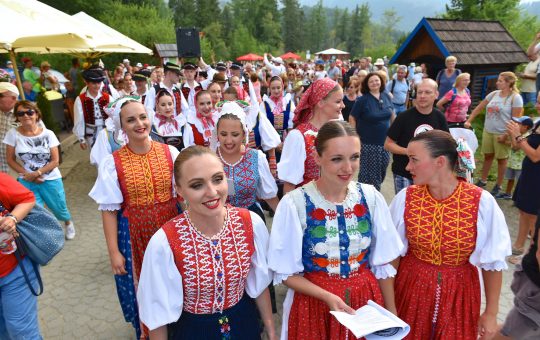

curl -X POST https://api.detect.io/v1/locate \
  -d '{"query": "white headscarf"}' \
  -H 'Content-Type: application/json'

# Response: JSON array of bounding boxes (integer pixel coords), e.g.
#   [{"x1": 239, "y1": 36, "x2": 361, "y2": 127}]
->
[
  {"x1": 209, "y1": 101, "x2": 250, "y2": 151},
  {"x1": 103, "y1": 96, "x2": 141, "y2": 143}
]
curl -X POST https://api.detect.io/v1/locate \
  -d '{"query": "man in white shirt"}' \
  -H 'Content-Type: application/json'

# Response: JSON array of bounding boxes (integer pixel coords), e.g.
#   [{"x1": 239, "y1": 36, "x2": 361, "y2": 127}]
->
[
  {"x1": 264, "y1": 53, "x2": 286, "y2": 77},
  {"x1": 145, "y1": 62, "x2": 185, "y2": 122}
]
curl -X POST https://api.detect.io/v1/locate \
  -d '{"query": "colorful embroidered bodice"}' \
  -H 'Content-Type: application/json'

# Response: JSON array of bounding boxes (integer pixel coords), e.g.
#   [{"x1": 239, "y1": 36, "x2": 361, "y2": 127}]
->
[
  {"x1": 112, "y1": 141, "x2": 178, "y2": 280},
  {"x1": 264, "y1": 99, "x2": 292, "y2": 139},
  {"x1": 221, "y1": 148, "x2": 260, "y2": 209},
  {"x1": 162, "y1": 206, "x2": 255, "y2": 314},
  {"x1": 404, "y1": 181, "x2": 482, "y2": 266},
  {"x1": 295, "y1": 182, "x2": 372, "y2": 278},
  {"x1": 296, "y1": 122, "x2": 320, "y2": 186}
]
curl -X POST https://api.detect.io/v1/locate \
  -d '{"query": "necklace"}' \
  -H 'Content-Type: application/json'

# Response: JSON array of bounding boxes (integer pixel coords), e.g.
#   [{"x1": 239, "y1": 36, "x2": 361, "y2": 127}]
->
[
  {"x1": 185, "y1": 206, "x2": 228, "y2": 240},
  {"x1": 217, "y1": 148, "x2": 243, "y2": 167}
]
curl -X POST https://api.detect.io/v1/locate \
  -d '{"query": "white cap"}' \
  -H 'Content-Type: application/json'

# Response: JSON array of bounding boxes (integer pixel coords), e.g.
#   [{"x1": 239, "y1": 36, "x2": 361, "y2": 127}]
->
[
  {"x1": 123, "y1": 59, "x2": 130, "y2": 64},
  {"x1": 136, "y1": 62, "x2": 143, "y2": 68},
  {"x1": 272, "y1": 57, "x2": 284, "y2": 64},
  {"x1": 0, "y1": 82, "x2": 19, "y2": 96}
]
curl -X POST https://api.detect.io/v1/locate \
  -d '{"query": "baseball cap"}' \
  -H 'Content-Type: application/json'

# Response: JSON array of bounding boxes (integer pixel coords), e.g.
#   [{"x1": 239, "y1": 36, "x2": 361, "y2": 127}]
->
[{"x1": 512, "y1": 116, "x2": 533, "y2": 128}]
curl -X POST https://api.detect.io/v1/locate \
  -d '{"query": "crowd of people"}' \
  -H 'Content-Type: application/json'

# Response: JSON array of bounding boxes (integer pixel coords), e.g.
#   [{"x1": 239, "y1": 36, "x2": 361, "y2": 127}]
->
[{"x1": 0, "y1": 43, "x2": 539, "y2": 340}]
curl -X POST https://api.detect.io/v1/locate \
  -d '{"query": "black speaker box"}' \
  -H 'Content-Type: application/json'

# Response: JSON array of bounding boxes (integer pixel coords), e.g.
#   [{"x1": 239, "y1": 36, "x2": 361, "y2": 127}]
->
[{"x1": 176, "y1": 28, "x2": 201, "y2": 58}]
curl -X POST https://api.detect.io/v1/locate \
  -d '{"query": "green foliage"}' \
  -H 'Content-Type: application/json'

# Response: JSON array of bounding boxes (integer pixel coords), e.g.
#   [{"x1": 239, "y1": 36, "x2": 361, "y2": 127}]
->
[
  {"x1": 282, "y1": 0, "x2": 304, "y2": 52},
  {"x1": 169, "y1": 0, "x2": 197, "y2": 28}
]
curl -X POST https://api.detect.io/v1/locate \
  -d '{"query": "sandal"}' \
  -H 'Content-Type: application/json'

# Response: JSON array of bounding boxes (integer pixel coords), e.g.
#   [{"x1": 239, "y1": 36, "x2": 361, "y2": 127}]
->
[
  {"x1": 508, "y1": 255, "x2": 523, "y2": 265},
  {"x1": 512, "y1": 246, "x2": 524, "y2": 255}
]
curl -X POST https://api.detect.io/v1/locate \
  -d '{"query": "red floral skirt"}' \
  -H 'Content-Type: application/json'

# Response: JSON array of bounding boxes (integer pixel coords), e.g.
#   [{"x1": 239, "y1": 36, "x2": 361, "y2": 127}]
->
[
  {"x1": 395, "y1": 254, "x2": 481, "y2": 340},
  {"x1": 288, "y1": 266, "x2": 384, "y2": 340}
]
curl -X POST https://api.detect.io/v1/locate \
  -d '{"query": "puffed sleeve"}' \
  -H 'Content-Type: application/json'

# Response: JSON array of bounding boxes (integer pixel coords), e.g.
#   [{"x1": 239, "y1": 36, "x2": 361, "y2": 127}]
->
[
  {"x1": 388, "y1": 188, "x2": 409, "y2": 257},
  {"x1": 256, "y1": 150, "x2": 278, "y2": 200},
  {"x1": 72, "y1": 96, "x2": 85, "y2": 141},
  {"x1": 268, "y1": 192, "x2": 305, "y2": 285},
  {"x1": 137, "y1": 229, "x2": 184, "y2": 331},
  {"x1": 257, "y1": 113, "x2": 281, "y2": 151},
  {"x1": 168, "y1": 145, "x2": 180, "y2": 196},
  {"x1": 277, "y1": 129, "x2": 306, "y2": 185},
  {"x1": 469, "y1": 191, "x2": 511, "y2": 270},
  {"x1": 144, "y1": 86, "x2": 156, "y2": 123},
  {"x1": 89, "y1": 129, "x2": 112, "y2": 166},
  {"x1": 246, "y1": 211, "x2": 273, "y2": 298},
  {"x1": 183, "y1": 124, "x2": 195, "y2": 148},
  {"x1": 362, "y1": 184, "x2": 404, "y2": 279},
  {"x1": 88, "y1": 155, "x2": 123, "y2": 211},
  {"x1": 286, "y1": 95, "x2": 295, "y2": 128}
]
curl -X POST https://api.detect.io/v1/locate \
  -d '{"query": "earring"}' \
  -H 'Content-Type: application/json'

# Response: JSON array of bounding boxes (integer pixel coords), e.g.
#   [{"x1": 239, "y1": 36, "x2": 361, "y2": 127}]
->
[{"x1": 240, "y1": 144, "x2": 246, "y2": 155}]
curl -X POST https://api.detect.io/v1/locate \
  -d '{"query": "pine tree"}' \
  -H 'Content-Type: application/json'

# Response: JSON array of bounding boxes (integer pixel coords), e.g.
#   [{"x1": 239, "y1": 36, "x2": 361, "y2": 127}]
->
[
  {"x1": 282, "y1": 0, "x2": 304, "y2": 52},
  {"x1": 169, "y1": 0, "x2": 197, "y2": 28}
]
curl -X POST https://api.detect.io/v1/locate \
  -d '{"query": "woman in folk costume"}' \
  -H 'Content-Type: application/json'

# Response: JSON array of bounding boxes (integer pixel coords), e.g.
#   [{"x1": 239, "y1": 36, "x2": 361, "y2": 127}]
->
[
  {"x1": 278, "y1": 78, "x2": 344, "y2": 194},
  {"x1": 268, "y1": 120, "x2": 404, "y2": 340},
  {"x1": 89, "y1": 97, "x2": 136, "y2": 167},
  {"x1": 89, "y1": 99, "x2": 181, "y2": 339},
  {"x1": 389, "y1": 130, "x2": 511, "y2": 340},
  {"x1": 137, "y1": 145, "x2": 276, "y2": 340},
  {"x1": 150, "y1": 90, "x2": 187, "y2": 151},
  {"x1": 210, "y1": 101, "x2": 279, "y2": 221},
  {"x1": 260, "y1": 76, "x2": 295, "y2": 150},
  {"x1": 183, "y1": 90, "x2": 219, "y2": 148}
]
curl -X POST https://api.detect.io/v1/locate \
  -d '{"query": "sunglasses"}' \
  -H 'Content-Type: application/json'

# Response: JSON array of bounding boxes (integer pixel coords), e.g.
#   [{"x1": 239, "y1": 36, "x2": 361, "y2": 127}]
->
[{"x1": 16, "y1": 109, "x2": 36, "y2": 117}]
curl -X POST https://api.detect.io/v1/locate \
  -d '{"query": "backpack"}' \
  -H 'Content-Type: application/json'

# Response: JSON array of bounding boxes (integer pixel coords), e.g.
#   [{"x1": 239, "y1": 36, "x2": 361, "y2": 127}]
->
[
  {"x1": 445, "y1": 87, "x2": 470, "y2": 110},
  {"x1": 390, "y1": 78, "x2": 408, "y2": 94}
]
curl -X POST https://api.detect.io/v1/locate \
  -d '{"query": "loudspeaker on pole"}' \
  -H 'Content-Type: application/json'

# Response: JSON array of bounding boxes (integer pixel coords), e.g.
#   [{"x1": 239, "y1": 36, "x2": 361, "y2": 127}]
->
[{"x1": 176, "y1": 28, "x2": 201, "y2": 58}]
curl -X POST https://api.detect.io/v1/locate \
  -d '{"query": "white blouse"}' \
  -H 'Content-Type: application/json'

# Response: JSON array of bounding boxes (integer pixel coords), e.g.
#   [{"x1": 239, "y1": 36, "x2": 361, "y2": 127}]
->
[
  {"x1": 182, "y1": 108, "x2": 219, "y2": 147},
  {"x1": 88, "y1": 144, "x2": 179, "y2": 211},
  {"x1": 259, "y1": 94, "x2": 295, "y2": 130},
  {"x1": 389, "y1": 188, "x2": 512, "y2": 271},
  {"x1": 268, "y1": 181, "x2": 404, "y2": 340},
  {"x1": 89, "y1": 126, "x2": 126, "y2": 167},
  {"x1": 137, "y1": 211, "x2": 272, "y2": 331},
  {"x1": 277, "y1": 129, "x2": 306, "y2": 185}
]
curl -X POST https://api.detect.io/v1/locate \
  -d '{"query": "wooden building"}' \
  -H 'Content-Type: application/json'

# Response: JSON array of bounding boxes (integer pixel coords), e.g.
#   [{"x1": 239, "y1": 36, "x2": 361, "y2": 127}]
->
[
  {"x1": 153, "y1": 44, "x2": 179, "y2": 65},
  {"x1": 390, "y1": 18, "x2": 528, "y2": 105}
]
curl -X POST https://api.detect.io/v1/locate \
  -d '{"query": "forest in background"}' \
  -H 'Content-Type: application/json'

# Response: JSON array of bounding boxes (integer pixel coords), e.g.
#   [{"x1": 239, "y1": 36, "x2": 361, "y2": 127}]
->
[{"x1": 14, "y1": 0, "x2": 540, "y2": 68}]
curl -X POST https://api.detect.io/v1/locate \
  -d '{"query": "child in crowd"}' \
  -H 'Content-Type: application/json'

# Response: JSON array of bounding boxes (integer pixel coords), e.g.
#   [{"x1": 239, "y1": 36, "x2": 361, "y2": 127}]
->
[{"x1": 496, "y1": 116, "x2": 534, "y2": 200}]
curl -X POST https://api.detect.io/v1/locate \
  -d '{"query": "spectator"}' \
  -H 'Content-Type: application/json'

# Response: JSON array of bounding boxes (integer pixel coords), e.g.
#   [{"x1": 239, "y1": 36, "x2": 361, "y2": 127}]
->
[
  {"x1": 39, "y1": 61, "x2": 58, "y2": 91},
  {"x1": 0, "y1": 173, "x2": 40, "y2": 339},
  {"x1": 518, "y1": 52, "x2": 539, "y2": 106},
  {"x1": 21, "y1": 81, "x2": 37, "y2": 102},
  {"x1": 350, "y1": 72, "x2": 395, "y2": 190},
  {"x1": 386, "y1": 65, "x2": 409, "y2": 114},
  {"x1": 68, "y1": 58, "x2": 80, "y2": 94},
  {"x1": 436, "y1": 72, "x2": 472, "y2": 124},
  {"x1": 436, "y1": 56, "x2": 461, "y2": 100},
  {"x1": 4, "y1": 100, "x2": 76, "y2": 239},
  {"x1": 21, "y1": 57, "x2": 40, "y2": 93},
  {"x1": 3, "y1": 61, "x2": 15, "y2": 83},
  {"x1": 327, "y1": 60, "x2": 341, "y2": 82},
  {"x1": 0, "y1": 82, "x2": 18, "y2": 173},
  {"x1": 465, "y1": 71, "x2": 523, "y2": 195},
  {"x1": 384, "y1": 79, "x2": 449, "y2": 194}
]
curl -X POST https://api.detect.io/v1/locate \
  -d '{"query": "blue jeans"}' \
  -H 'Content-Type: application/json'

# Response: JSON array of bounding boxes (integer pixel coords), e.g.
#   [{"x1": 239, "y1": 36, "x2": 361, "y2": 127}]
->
[
  {"x1": 393, "y1": 174, "x2": 413, "y2": 194},
  {"x1": 522, "y1": 92, "x2": 537, "y2": 106},
  {"x1": 392, "y1": 103, "x2": 407, "y2": 115},
  {"x1": 0, "y1": 257, "x2": 42, "y2": 340}
]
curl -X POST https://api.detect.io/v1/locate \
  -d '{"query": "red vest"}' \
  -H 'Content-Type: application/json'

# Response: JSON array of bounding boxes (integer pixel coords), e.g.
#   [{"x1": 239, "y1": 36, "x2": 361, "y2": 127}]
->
[
  {"x1": 80, "y1": 92, "x2": 109, "y2": 125},
  {"x1": 296, "y1": 122, "x2": 320, "y2": 186}
]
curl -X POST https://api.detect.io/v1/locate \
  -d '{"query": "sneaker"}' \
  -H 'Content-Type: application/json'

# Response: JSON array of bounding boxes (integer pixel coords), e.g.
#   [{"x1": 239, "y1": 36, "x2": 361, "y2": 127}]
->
[
  {"x1": 475, "y1": 179, "x2": 487, "y2": 188},
  {"x1": 490, "y1": 185, "x2": 501, "y2": 196},
  {"x1": 65, "y1": 222, "x2": 76, "y2": 240},
  {"x1": 495, "y1": 192, "x2": 512, "y2": 200}
]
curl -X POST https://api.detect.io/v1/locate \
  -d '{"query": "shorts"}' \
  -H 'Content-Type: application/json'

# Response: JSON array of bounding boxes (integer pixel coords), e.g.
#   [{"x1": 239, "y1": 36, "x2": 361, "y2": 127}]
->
[
  {"x1": 504, "y1": 168, "x2": 521, "y2": 180},
  {"x1": 501, "y1": 270, "x2": 540, "y2": 339},
  {"x1": 481, "y1": 130, "x2": 511, "y2": 159}
]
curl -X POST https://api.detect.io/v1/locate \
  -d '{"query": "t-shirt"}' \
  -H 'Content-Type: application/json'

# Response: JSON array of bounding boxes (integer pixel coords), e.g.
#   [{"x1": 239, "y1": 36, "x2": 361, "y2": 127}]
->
[
  {"x1": 484, "y1": 91, "x2": 523, "y2": 134},
  {"x1": 386, "y1": 78, "x2": 409, "y2": 105},
  {"x1": 351, "y1": 92, "x2": 394, "y2": 146},
  {"x1": 522, "y1": 59, "x2": 539, "y2": 93},
  {"x1": 3, "y1": 127, "x2": 62, "y2": 180},
  {"x1": 0, "y1": 173, "x2": 35, "y2": 278},
  {"x1": 386, "y1": 107, "x2": 449, "y2": 179},
  {"x1": 327, "y1": 66, "x2": 341, "y2": 81},
  {"x1": 443, "y1": 88, "x2": 471, "y2": 123},
  {"x1": 522, "y1": 213, "x2": 540, "y2": 287},
  {"x1": 436, "y1": 69, "x2": 461, "y2": 100}
]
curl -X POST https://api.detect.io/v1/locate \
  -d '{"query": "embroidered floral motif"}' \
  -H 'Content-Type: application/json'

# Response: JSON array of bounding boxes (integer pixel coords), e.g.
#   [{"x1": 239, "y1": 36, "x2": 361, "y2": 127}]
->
[
  {"x1": 219, "y1": 315, "x2": 231, "y2": 339},
  {"x1": 310, "y1": 208, "x2": 326, "y2": 220}
]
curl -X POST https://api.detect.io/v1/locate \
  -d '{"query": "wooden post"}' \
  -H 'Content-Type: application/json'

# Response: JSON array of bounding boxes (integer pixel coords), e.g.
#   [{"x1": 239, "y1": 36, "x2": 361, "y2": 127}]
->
[{"x1": 8, "y1": 49, "x2": 25, "y2": 100}]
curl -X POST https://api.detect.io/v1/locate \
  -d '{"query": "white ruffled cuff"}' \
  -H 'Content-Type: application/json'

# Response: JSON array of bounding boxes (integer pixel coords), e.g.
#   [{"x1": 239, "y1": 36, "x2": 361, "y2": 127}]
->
[
  {"x1": 273, "y1": 272, "x2": 298, "y2": 286},
  {"x1": 479, "y1": 261, "x2": 508, "y2": 271},
  {"x1": 371, "y1": 263, "x2": 397, "y2": 279},
  {"x1": 98, "y1": 203, "x2": 121, "y2": 211}
]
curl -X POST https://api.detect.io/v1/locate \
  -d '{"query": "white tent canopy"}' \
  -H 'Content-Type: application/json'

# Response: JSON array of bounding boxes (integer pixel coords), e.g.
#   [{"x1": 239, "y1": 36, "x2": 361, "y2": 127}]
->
[
  {"x1": 0, "y1": 0, "x2": 97, "y2": 53},
  {"x1": 315, "y1": 48, "x2": 350, "y2": 56},
  {"x1": 72, "y1": 12, "x2": 152, "y2": 54}
]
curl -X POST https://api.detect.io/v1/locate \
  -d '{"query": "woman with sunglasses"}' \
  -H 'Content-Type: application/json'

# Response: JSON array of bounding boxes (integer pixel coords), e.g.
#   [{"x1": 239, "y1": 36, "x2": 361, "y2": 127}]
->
[
  {"x1": 89, "y1": 98, "x2": 180, "y2": 339},
  {"x1": 349, "y1": 72, "x2": 395, "y2": 191},
  {"x1": 3, "y1": 100, "x2": 76, "y2": 240}
]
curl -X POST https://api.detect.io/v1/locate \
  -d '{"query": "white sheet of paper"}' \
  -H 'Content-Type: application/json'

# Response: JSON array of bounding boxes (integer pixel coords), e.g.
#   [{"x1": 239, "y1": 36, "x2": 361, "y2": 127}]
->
[{"x1": 330, "y1": 300, "x2": 410, "y2": 340}]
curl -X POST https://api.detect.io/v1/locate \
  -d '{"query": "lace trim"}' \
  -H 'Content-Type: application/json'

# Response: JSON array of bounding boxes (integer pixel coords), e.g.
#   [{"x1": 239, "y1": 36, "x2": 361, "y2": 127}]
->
[
  {"x1": 479, "y1": 260, "x2": 508, "y2": 271},
  {"x1": 371, "y1": 263, "x2": 397, "y2": 279},
  {"x1": 98, "y1": 203, "x2": 121, "y2": 211}
]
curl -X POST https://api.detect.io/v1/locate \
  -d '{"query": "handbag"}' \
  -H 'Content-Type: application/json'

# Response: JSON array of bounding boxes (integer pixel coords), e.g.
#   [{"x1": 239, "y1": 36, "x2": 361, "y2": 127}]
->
[{"x1": 15, "y1": 204, "x2": 65, "y2": 266}]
